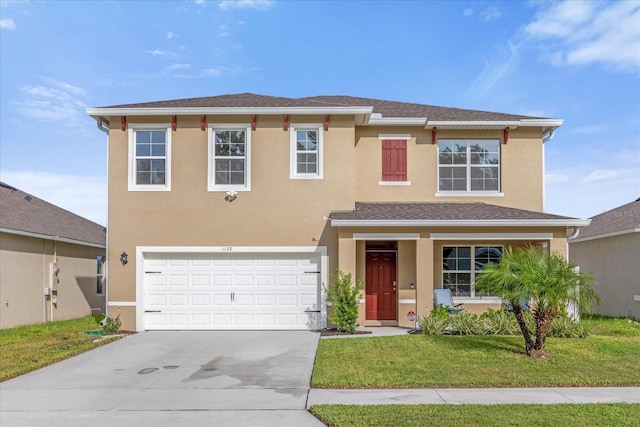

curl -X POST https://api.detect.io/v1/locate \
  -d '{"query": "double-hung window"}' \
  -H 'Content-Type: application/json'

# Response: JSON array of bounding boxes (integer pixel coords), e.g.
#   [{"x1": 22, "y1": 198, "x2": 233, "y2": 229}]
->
[
  {"x1": 128, "y1": 124, "x2": 171, "y2": 191},
  {"x1": 438, "y1": 139, "x2": 500, "y2": 193},
  {"x1": 290, "y1": 125, "x2": 323, "y2": 179},
  {"x1": 442, "y1": 246, "x2": 502, "y2": 297},
  {"x1": 208, "y1": 124, "x2": 251, "y2": 191}
]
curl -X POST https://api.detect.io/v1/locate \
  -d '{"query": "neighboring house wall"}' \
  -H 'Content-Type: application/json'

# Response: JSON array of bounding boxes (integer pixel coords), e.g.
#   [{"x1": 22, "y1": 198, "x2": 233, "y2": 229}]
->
[
  {"x1": 0, "y1": 232, "x2": 106, "y2": 329},
  {"x1": 105, "y1": 115, "x2": 356, "y2": 326},
  {"x1": 570, "y1": 233, "x2": 640, "y2": 320}
]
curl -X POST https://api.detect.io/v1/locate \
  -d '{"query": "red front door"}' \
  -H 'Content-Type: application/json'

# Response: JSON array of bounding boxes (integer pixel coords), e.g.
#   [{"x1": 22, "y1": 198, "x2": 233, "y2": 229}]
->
[{"x1": 365, "y1": 252, "x2": 397, "y2": 320}]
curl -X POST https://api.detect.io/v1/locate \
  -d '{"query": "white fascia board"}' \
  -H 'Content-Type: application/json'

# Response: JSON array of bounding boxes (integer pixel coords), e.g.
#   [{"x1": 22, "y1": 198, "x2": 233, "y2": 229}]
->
[
  {"x1": 331, "y1": 219, "x2": 591, "y2": 227},
  {"x1": 520, "y1": 118, "x2": 564, "y2": 127},
  {"x1": 353, "y1": 233, "x2": 420, "y2": 240},
  {"x1": 426, "y1": 120, "x2": 521, "y2": 129},
  {"x1": 1, "y1": 227, "x2": 106, "y2": 249},
  {"x1": 86, "y1": 106, "x2": 372, "y2": 118},
  {"x1": 367, "y1": 116, "x2": 427, "y2": 126},
  {"x1": 569, "y1": 228, "x2": 640, "y2": 244},
  {"x1": 430, "y1": 233, "x2": 554, "y2": 240}
]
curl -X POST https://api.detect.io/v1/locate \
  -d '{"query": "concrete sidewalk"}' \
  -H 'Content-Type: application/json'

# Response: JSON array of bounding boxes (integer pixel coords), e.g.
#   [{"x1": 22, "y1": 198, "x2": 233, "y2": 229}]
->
[{"x1": 307, "y1": 387, "x2": 640, "y2": 407}]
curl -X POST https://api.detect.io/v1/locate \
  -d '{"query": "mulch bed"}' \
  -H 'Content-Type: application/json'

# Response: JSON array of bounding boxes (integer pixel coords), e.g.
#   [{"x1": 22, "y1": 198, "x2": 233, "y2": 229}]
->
[{"x1": 320, "y1": 328, "x2": 373, "y2": 337}]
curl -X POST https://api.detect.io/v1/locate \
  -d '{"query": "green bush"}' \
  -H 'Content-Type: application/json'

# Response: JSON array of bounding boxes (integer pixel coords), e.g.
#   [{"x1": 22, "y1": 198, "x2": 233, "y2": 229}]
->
[
  {"x1": 419, "y1": 315, "x2": 449, "y2": 335},
  {"x1": 481, "y1": 309, "x2": 520, "y2": 335},
  {"x1": 103, "y1": 316, "x2": 121, "y2": 334},
  {"x1": 449, "y1": 311, "x2": 481, "y2": 335},
  {"x1": 326, "y1": 269, "x2": 362, "y2": 334},
  {"x1": 550, "y1": 315, "x2": 590, "y2": 338}
]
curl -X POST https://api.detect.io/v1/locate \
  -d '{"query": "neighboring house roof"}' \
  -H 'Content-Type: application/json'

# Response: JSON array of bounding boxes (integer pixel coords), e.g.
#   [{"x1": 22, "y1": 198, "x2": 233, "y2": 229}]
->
[
  {"x1": 330, "y1": 202, "x2": 589, "y2": 227},
  {"x1": 0, "y1": 182, "x2": 106, "y2": 247},
  {"x1": 570, "y1": 199, "x2": 640, "y2": 243},
  {"x1": 87, "y1": 93, "x2": 562, "y2": 131}
]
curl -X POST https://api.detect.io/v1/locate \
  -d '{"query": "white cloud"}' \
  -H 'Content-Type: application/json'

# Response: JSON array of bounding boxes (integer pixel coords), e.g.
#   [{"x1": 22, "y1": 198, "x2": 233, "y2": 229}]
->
[
  {"x1": 0, "y1": 18, "x2": 15, "y2": 29},
  {"x1": 194, "y1": 0, "x2": 206, "y2": 4},
  {"x1": 167, "y1": 63, "x2": 191, "y2": 70},
  {"x1": 146, "y1": 49, "x2": 168, "y2": 56},
  {"x1": 218, "y1": 0, "x2": 274, "y2": 11},
  {"x1": 219, "y1": 24, "x2": 229, "y2": 37},
  {"x1": 464, "y1": 8, "x2": 473, "y2": 17},
  {"x1": 465, "y1": 40, "x2": 519, "y2": 99},
  {"x1": 201, "y1": 66, "x2": 242, "y2": 76},
  {"x1": 14, "y1": 79, "x2": 88, "y2": 124},
  {"x1": 566, "y1": 124, "x2": 609, "y2": 134},
  {"x1": 480, "y1": 6, "x2": 502, "y2": 22},
  {"x1": 583, "y1": 169, "x2": 618, "y2": 183},
  {"x1": 166, "y1": 31, "x2": 178, "y2": 39},
  {"x1": 525, "y1": 1, "x2": 640, "y2": 72},
  {"x1": 0, "y1": 171, "x2": 107, "y2": 225},
  {"x1": 545, "y1": 173, "x2": 569, "y2": 184}
]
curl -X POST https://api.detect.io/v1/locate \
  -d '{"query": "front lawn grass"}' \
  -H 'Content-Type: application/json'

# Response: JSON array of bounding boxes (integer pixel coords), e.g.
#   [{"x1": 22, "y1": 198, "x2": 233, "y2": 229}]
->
[
  {"x1": 310, "y1": 403, "x2": 640, "y2": 427},
  {"x1": 0, "y1": 316, "x2": 120, "y2": 382},
  {"x1": 312, "y1": 316, "x2": 640, "y2": 388}
]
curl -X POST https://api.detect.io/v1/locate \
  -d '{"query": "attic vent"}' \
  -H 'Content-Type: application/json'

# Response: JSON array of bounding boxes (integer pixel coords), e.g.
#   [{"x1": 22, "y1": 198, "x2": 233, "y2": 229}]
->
[{"x1": 24, "y1": 195, "x2": 32, "y2": 202}]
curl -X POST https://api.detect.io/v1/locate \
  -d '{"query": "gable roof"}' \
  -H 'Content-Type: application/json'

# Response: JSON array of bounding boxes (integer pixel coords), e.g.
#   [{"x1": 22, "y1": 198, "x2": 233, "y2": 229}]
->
[
  {"x1": 330, "y1": 202, "x2": 589, "y2": 227},
  {"x1": 0, "y1": 182, "x2": 106, "y2": 247},
  {"x1": 570, "y1": 199, "x2": 640, "y2": 242},
  {"x1": 87, "y1": 93, "x2": 562, "y2": 131}
]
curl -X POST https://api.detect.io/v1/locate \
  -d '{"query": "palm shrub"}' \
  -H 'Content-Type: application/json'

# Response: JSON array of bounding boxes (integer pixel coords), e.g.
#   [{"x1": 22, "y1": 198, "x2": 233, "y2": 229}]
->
[
  {"x1": 475, "y1": 246, "x2": 599, "y2": 358},
  {"x1": 326, "y1": 269, "x2": 362, "y2": 334}
]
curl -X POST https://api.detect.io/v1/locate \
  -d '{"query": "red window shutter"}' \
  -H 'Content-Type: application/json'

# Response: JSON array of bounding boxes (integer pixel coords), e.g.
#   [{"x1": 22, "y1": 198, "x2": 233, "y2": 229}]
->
[{"x1": 381, "y1": 139, "x2": 407, "y2": 181}]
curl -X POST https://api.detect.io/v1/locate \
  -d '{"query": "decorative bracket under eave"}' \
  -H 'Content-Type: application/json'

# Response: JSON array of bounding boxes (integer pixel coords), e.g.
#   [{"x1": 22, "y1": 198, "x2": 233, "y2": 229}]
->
[
  {"x1": 251, "y1": 115, "x2": 256, "y2": 131},
  {"x1": 283, "y1": 114, "x2": 289, "y2": 131},
  {"x1": 121, "y1": 116, "x2": 127, "y2": 131},
  {"x1": 172, "y1": 115, "x2": 177, "y2": 131},
  {"x1": 201, "y1": 115, "x2": 206, "y2": 131},
  {"x1": 431, "y1": 127, "x2": 437, "y2": 144},
  {"x1": 324, "y1": 115, "x2": 329, "y2": 131},
  {"x1": 503, "y1": 127, "x2": 509, "y2": 144}
]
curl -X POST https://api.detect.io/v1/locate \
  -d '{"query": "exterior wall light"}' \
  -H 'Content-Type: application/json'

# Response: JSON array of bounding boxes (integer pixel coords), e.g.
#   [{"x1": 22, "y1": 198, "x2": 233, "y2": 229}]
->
[{"x1": 120, "y1": 251, "x2": 128, "y2": 265}]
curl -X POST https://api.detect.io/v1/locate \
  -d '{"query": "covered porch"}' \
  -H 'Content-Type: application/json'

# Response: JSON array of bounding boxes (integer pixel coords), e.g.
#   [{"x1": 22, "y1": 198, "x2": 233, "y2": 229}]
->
[{"x1": 330, "y1": 202, "x2": 589, "y2": 328}]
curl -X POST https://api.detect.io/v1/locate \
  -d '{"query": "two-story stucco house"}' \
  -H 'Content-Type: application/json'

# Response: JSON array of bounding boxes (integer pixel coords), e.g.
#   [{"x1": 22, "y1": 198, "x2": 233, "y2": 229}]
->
[{"x1": 87, "y1": 93, "x2": 588, "y2": 332}]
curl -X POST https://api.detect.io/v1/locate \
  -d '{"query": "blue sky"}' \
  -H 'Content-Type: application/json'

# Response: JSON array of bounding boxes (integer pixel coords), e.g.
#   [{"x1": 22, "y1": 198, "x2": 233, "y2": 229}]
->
[{"x1": 1, "y1": 0, "x2": 638, "y2": 226}]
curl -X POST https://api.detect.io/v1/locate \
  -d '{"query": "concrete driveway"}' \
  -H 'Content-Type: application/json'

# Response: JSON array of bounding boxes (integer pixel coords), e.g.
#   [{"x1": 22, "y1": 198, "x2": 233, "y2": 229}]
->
[{"x1": 1, "y1": 331, "x2": 324, "y2": 426}]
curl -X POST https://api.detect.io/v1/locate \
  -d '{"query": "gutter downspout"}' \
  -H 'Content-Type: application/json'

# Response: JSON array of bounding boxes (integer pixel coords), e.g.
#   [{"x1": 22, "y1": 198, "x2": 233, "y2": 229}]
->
[
  {"x1": 95, "y1": 117, "x2": 109, "y2": 134},
  {"x1": 542, "y1": 128, "x2": 556, "y2": 143},
  {"x1": 566, "y1": 226, "x2": 581, "y2": 265}
]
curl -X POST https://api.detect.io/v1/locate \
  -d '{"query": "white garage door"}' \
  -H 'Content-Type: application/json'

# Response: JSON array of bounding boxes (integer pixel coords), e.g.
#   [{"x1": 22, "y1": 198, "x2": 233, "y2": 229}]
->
[{"x1": 142, "y1": 252, "x2": 321, "y2": 330}]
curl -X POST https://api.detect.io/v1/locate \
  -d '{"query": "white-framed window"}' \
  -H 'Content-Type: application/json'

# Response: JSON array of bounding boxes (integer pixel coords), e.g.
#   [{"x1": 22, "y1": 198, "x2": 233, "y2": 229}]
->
[
  {"x1": 442, "y1": 246, "x2": 503, "y2": 297},
  {"x1": 96, "y1": 255, "x2": 105, "y2": 295},
  {"x1": 290, "y1": 124, "x2": 323, "y2": 179},
  {"x1": 438, "y1": 139, "x2": 500, "y2": 193},
  {"x1": 128, "y1": 124, "x2": 171, "y2": 191},
  {"x1": 208, "y1": 124, "x2": 252, "y2": 191}
]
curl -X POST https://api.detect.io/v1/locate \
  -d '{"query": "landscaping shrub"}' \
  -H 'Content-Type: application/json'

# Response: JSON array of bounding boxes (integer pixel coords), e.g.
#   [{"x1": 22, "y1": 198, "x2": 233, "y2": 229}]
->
[
  {"x1": 550, "y1": 315, "x2": 590, "y2": 338},
  {"x1": 448, "y1": 311, "x2": 481, "y2": 335},
  {"x1": 103, "y1": 316, "x2": 121, "y2": 334},
  {"x1": 326, "y1": 269, "x2": 362, "y2": 334},
  {"x1": 419, "y1": 315, "x2": 449, "y2": 335},
  {"x1": 481, "y1": 309, "x2": 520, "y2": 335}
]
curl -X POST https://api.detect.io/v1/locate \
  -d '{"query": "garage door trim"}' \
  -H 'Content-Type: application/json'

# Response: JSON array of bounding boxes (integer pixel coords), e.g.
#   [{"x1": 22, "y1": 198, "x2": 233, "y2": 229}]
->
[{"x1": 135, "y1": 246, "x2": 327, "y2": 332}]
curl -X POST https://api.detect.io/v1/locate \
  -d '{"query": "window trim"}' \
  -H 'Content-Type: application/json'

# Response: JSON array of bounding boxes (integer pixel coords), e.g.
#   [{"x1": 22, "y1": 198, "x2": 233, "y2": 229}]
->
[
  {"x1": 436, "y1": 139, "x2": 501, "y2": 195},
  {"x1": 208, "y1": 123, "x2": 252, "y2": 192},
  {"x1": 128, "y1": 123, "x2": 172, "y2": 192},
  {"x1": 290, "y1": 124, "x2": 323, "y2": 180},
  {"x1": 442, "y1": 245, "x2": 503, "y2": 298}
]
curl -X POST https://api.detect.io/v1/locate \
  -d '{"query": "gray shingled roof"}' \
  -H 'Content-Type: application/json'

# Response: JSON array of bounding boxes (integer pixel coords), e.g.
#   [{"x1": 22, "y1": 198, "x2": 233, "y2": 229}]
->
[
  {"x1": 100, "y1": 93, "x2": 546, "y2": 121},
  {"x1": 571, "y1": 199, "x2": 640, "y2": 242},
  {"x1": 0, "y1": 182, "x2": 106, "y2": 246},
  {"x1": 331, "y1": 202, "x2": 575, "y2": 222}
]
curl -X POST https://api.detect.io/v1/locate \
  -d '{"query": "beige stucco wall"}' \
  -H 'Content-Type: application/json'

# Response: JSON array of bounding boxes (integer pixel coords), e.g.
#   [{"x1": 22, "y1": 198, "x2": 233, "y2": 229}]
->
[
  {"x1": 107, "y1": 115, "x2": 357, "y2": 329},
  {"x1": 0, "y1": 232, "x2": 105, "y2": 329},
  {"x1": 570, "y1": 233, "x2": 640, "y2": 320},
  {"x1": 354, "y1": 127, "x2": 544, "y2": 211}
]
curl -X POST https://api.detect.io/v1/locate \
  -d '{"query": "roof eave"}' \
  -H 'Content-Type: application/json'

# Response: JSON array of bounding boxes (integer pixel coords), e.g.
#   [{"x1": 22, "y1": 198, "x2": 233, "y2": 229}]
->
[
  {"x1": 330, "y1": 219, "x2": 591, "y2": 227},
  {"x1": 86, "y1": 106, "x2": 374, "y2": 120},
  {"x1": 0, "y1": 227, "x2": 106, "y2": 248}
]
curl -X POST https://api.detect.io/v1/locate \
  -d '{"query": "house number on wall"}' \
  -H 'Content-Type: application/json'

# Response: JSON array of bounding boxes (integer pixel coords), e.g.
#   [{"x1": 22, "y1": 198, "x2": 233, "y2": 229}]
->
[{"x1": 221, "y1": 246, "x2": 233, "y2": 252}]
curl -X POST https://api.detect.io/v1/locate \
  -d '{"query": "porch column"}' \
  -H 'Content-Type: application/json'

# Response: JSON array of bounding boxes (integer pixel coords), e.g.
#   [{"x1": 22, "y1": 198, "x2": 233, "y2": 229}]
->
[
  {"x1": 416, "y1": 236, "x2": 434, "y2": 319},
  {"x1": 550, "y1": 229, "x2": 568, "y2": 259}
]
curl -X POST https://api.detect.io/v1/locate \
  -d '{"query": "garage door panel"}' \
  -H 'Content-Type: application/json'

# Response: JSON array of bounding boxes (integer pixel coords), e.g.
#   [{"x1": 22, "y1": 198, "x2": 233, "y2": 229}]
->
[{"x1": 143, "y1": 252, "x2": 320, "y2": 330}]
